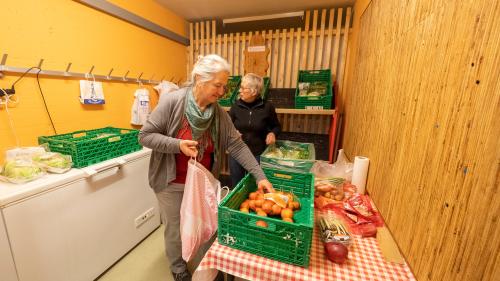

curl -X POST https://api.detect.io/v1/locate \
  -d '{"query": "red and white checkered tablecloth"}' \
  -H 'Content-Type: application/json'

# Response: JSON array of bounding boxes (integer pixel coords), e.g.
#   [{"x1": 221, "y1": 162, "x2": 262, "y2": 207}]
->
[{"x1": 194, "y1": 210, "x2": 416, "y2": 281}]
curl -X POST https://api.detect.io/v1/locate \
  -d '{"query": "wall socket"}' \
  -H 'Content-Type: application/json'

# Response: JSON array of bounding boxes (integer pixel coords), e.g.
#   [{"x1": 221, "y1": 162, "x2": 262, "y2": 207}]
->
[
  {"x1": 134, "y1": 207, "x2": 155, "y2": 228},
  {"x1": 0, "y1": 88, "x2": 15, "y2": 96}
]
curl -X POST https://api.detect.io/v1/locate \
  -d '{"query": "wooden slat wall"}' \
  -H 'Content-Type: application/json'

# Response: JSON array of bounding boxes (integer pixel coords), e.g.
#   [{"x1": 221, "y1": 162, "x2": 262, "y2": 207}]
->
[
  {"x1": 187, "y1": 8, "x2": 352, "y2": 90},
  {"x1": 343, "y1": 1, "x2": 500, "y2": 281},
  {"x1": 277, "y1": 114, "x2": 331, "y2": 135}
]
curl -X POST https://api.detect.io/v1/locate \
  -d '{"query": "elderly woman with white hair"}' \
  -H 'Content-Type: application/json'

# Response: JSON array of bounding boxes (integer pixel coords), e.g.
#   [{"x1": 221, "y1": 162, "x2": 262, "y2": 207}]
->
[
  {"x1": 228, "y1": 73, "x2": 281, "y2": 188},
  {"x1": 139, "y1": 55, "x2": 274, "y2": 281}
]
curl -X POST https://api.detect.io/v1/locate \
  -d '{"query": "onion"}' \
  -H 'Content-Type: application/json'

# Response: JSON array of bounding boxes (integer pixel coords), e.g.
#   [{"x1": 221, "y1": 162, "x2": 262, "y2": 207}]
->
[{"x1": 324, "y1": 242, "x2": 348, "y2": 264}]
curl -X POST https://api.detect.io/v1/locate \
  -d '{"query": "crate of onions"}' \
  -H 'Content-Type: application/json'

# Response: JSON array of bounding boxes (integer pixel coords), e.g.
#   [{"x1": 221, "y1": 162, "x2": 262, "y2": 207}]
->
[{"x1": 218, "y1": 168, "x2": 315, "y2": 267}]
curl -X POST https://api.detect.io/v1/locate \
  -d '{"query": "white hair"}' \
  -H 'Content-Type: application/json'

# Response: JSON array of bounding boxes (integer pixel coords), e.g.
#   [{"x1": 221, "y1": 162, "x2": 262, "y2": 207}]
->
[
  {"x1": 242, "y1": 73, "x2": 263, "y2": 95},
  {"x1": 185, "y1": 54, "x2": 231, "y2": 87}
]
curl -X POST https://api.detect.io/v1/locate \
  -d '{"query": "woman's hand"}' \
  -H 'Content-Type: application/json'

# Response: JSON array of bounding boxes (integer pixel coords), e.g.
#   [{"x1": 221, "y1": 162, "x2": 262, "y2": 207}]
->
[
  {"x1": 179, "y1": 140, "x2": 198, "y2": 157},
  {"x1": 265, "y1": 132, "x2": 276, "y2": 145},
  {"x1": 257, "y1": 179, "x2": 275, "y2": 193}
]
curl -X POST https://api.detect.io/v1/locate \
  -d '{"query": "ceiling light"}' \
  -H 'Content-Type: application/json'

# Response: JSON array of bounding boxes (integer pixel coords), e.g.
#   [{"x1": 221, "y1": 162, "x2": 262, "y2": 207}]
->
[{"x1": 222, "y1": 11, "x2": 304, "y2": 24}]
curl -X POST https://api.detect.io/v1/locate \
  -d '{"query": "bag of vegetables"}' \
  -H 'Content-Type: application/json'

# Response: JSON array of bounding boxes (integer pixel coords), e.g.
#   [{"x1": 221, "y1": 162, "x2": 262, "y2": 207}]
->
[
  {"x1": 261, "y1": 140, "x2": 316, "y2": 173},
  {"x1": 0, "y1": 158, "x2": 45, "y2": 184},
  {"x1": 32, "y1": 152, "x2": 72, "y2": 174}
]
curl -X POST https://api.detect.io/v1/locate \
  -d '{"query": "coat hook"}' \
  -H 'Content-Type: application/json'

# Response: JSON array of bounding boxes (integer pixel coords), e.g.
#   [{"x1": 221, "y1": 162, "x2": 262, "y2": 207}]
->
[
  {"x1": 149, "y1": 74, "x2": 155, "y2": 83},
  {"x1": 107, "y1": 68, "x2": 114, "y2": 80},
  {"x1": 1, "y1": 54, "x2": 8, "y2": 65},
  {"x1": 123, "y1": 70, "x2": 130, "y2": 81},
  {"x1": 169, "y1": 76, "x2": 175, "y2": 82},
  {"x1": 38, "y1": 59, "x2": 44, "y2": 69},
  {"x1": 88, "y1": 65, "x2": 95, "y2": 75},
  {"x1": 65, "y1": 63, "x2": 72, "y2": 73},
  {"x1": 160, "y1": 75, "x2": 165, "y2": 81},
  {"x1": 137, "y1": 72, "x2": 143, "y2": 83}
]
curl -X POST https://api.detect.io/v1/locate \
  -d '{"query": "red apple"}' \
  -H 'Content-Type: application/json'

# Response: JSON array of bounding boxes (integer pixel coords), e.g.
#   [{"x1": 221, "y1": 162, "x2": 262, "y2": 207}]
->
[{"x1": 324, "y1": 242, "x2": 348, "y2": 264}]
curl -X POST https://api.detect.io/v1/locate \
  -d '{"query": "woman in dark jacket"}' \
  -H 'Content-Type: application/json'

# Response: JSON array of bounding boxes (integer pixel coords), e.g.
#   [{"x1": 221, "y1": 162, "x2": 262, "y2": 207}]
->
[{"x1": 228, "y1": 73, "x2": 281, "y2": 187}]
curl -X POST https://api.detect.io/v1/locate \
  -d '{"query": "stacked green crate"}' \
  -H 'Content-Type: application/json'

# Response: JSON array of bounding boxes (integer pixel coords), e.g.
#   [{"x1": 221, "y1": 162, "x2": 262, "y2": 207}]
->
[
  {"x1": 261, "y1": 140, "x2": 316, "y2": 173},
  {"x1": 218, "y1": 168, "x2": 315, "y2": 267},
  {"x1": 295, "y1": 69, "x2": 333, "y2": 109},
  {"x1": 261, "y1": 76, "x2": 271, "y2": 100},
  {"x1": 38, "y1": 127, "x2": 142, "y2": 168},
  {"x1": 218, "y1": 76, "x2": 241, "y2": 106}
]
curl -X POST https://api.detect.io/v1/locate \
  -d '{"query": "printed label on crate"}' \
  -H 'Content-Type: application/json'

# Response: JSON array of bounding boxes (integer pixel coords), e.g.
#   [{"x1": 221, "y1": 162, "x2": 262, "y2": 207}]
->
[
  {"x1": 305, "y1": 106, "x2": 324, "y2": 110},
  {"x1": 273, "y1": 173, "x2": 293, "y2": 179}
]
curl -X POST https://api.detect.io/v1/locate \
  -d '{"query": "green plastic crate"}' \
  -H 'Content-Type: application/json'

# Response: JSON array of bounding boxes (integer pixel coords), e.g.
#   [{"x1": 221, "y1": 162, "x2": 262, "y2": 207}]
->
[
  {"x1": 218, "y1": 76, "x2": 241, "y2": 106},
  {"x1": 260, "y1": 140, "x2": 316, "y2": 173},
  {"x1": 295, "y1": 69, "x2": 333, "y2": 109},
  {"x1": 38, "y1": 127, "x2": 142, "y2": 168},
  {"x1": 261, "y1": 77, "x2": 271, "y2": 100},
  {"x1": 218, "y1": 168, "x2": 315, "y2": 267},
  {"x1": 230, "y1": 76, "x2": 271, "y2": 103}
]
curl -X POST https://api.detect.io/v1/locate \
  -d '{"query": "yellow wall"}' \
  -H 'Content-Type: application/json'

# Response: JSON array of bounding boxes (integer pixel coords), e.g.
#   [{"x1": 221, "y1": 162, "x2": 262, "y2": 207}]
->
[
  {"x1": 342, "y1": 0, "x2": 499, "y2": 280},
  {"x1": 0, "y1": 0, "x2": 187, "y2": 162}
]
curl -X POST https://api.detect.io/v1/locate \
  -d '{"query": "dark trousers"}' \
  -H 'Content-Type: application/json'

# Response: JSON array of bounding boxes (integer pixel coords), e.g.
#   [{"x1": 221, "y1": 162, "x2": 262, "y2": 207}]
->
[{"x1": 229, "y1": 155, "x2": 260, "y2": 188}]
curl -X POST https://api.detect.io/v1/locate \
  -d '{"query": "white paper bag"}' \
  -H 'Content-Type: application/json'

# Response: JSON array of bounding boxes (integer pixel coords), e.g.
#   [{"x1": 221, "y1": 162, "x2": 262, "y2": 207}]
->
[{"x1": 79, "y1": 80, "x2": 105, "y2": 104}]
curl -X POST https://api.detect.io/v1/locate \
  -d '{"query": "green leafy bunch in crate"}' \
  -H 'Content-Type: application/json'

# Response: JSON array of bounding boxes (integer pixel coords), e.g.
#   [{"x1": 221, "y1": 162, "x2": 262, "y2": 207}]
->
[
  {"x1": 222, "y1": 78, "x2": 239, "y2": 100},
  {"x1": 263, "y1": 142, "x2": 310, "y2": 160},
  {"x1": 218, "y1": 76, "x2": 241, "y2": 106},
  {"x1": 261, "y1": 140, "x2": 316, "y2": 173},
  {"x1": 298, "y1": 81, "x2": 329, "y2": 97}
]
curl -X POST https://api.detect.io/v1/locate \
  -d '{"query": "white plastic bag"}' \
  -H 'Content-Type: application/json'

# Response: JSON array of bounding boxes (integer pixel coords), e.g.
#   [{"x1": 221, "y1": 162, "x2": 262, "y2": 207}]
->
[
  {"x1": 130, "y1": 88, "x2": 150, "y2": 125},
  {"x1": 180, "y1": 159, "x2": 228, "y2": 261},
  {"x1": 311, "y1": 149, "x2": 353, "y2": 181},
  {"x1": 153, "y1": 80, "x2": 179, "y2": 96}
]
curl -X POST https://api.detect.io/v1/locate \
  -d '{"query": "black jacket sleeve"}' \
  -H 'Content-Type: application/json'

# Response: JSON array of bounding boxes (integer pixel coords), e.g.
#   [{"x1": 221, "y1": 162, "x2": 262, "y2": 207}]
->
[{"x1": 267, "y1": 103, "x2": 281, "y2": 137}]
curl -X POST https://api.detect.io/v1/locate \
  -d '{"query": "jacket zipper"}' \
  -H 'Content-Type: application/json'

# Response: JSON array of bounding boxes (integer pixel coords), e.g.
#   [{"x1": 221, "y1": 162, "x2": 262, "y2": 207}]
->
[{"x1": 249, "y1": 111, "x2": 252, "y2": 125}]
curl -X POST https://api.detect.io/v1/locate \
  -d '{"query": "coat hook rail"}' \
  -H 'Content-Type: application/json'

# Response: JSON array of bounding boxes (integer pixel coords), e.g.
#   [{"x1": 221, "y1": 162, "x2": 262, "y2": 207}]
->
[
  {"x1": 1, "y1": 54, "x2": 8, "y2": 65},
  {"x1": 0, "y1": 56, "x2": 160, "y2": 85},
  {"x1": 107, "y1": 68, "x2": 114, "y2": 79}
]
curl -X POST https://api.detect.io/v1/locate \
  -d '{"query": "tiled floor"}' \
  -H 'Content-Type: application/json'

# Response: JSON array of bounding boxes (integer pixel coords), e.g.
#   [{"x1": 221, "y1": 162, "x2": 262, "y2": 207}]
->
[
  {"x1": 96, "y1": 226, "x2": 173, "y2": 281},
  {"x1": 96, "y1": 225, "x2": 248, "y2": 281}
]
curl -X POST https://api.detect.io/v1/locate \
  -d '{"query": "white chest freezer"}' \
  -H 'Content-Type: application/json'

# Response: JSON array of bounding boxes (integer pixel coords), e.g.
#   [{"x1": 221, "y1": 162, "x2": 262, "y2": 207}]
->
[{"x1": 0, "y1": 148, "x2": 160, "y2": 281}]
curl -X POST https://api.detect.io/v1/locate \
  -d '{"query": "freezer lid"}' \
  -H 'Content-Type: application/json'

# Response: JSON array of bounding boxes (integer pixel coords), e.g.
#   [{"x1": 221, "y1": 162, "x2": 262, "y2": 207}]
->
[
  {"x1": 0, "y1": 148, "x2": 152, "y2": 208},
  {"x1": 0, "y1": 168, "x2": 86, "y2": 207}
]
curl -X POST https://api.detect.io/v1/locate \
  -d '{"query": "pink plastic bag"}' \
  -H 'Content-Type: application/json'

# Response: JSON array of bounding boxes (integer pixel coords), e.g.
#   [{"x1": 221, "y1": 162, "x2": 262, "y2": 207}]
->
[{"x1": 180, "y1": 159, "x2": 227, "y2": 261}]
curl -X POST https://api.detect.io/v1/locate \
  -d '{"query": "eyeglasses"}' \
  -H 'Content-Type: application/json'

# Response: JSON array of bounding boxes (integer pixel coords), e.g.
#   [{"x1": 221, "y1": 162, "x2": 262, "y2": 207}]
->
[{"x1": 240, "y1": 86, "x2": 255, "y2": 93}]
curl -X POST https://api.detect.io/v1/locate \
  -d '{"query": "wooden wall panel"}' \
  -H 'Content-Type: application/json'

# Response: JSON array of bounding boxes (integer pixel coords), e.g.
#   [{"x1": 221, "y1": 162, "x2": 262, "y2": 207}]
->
[
  {"x1": 187, "y1": 8, "x2": 352, "y2": 89},
  {"x1": 342, "y1": 0, "x2": 500, "y2": 280}
]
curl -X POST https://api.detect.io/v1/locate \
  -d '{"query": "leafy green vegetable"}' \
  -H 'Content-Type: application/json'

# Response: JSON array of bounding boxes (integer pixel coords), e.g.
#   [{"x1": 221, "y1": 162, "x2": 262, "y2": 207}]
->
[
  {"x1": 264, "y1": 143, "x2": 310, "y2": 160},
  {"x1": 1, "y1": 159, "x2": 44, "y2": 183},
  {"x1": 221, "y1": 79, "x2": 239, "y2": 99},
  {"x1": 33, "y1": 152, "x2": 72, "y2": 172}
]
